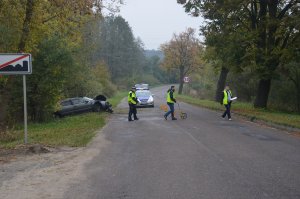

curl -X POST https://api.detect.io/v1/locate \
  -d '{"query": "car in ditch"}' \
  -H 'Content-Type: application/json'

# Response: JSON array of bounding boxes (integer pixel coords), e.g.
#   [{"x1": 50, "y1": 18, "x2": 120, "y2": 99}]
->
[
  {"x1": 54, "y1": 95, "x2": 113, "y2": 118},
  {"x1": 136, "y1": 90, "x2": 154, "y2": 108}
]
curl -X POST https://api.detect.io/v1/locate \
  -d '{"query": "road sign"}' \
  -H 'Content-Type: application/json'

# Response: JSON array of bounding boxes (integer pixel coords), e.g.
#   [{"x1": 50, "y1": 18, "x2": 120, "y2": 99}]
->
[
  {"x1": 184, "y1": 76, "x2": 190, "y2": 83},
  {"x1": 0, "y1": 53, "x2": 32, "y2": 75},
  {"x1": 0, "y1": 53, "x2": 32, "y2": 144}
]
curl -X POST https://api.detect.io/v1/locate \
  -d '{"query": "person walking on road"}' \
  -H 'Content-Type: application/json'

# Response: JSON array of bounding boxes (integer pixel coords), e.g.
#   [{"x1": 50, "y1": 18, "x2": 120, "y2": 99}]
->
[
  {"x1": 221, "y1": 85, "x2": 233, "y2": 120},
  {"x1": 164, "y1": 86, "x2": 177, "y2": 120},
  {"x1": 128, "y1": 86, "x2": 139, "y2": 122}
]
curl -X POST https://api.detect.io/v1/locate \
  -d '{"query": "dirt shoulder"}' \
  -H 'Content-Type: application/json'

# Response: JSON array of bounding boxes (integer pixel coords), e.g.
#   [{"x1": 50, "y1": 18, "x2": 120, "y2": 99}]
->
[{"x1": 0, "y1": 129, "x2": 109, "y2": 199}]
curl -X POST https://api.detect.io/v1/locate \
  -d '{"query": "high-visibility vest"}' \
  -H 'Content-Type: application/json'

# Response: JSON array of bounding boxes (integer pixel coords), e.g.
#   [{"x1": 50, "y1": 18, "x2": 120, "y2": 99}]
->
[
  {"x1": 223, "y1": 90, "x2": 232, "y2": 105},
  {"x1": 167, "y1": 90, "x2": 175, "y2": 103},
  {"x1": 128, "y1": 91, "x2": 137, "y2": 105}
]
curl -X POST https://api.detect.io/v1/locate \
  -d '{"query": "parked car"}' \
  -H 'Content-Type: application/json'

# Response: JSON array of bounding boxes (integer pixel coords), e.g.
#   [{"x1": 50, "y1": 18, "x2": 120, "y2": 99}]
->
[
  {"x1": 54, "y1": 95, "x2": 113, "y2": 117},
  {"x1": 135, "y1": 83, "x2": 149, "y2": 90},
  {"x1": 136, "y1": 90, "x2": 154, "y2": 107}
]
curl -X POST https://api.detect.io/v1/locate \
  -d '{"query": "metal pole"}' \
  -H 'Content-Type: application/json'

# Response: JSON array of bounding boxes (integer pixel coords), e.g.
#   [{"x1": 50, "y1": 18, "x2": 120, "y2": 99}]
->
[{"x1": 23, "y1": 75, "x2": 28, "y2": 144}]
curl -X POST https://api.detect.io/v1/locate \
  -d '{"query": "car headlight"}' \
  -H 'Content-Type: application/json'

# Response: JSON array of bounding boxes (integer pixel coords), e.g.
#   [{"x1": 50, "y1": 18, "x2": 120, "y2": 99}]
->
[{"x1": 147, "y1": 96, "x2": 153, "y2": 103}]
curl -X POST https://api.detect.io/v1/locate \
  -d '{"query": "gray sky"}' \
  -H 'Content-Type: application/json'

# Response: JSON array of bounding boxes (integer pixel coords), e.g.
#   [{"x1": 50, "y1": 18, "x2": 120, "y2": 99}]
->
[{"x1": 119, "y1": 0, "x2": 204, "y2": 50}]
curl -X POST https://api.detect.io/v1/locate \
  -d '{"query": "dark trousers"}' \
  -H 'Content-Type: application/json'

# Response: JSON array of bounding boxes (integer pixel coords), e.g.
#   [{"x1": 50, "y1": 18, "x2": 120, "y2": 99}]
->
[
  {"x1": 164, "y1": 103, "x2": 175, "y2": 118},
  {"x1": 128, "y1": 104, "x2": 138, "y2": 120},
  {"x1": 222, "y1": 102, "x2": 231, "y2": 119}
]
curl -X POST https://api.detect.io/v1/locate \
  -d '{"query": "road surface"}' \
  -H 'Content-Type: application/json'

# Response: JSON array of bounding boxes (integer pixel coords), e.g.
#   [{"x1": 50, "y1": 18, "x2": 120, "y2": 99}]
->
[{"x1": 64, "y1": 86, "x2": 300, "y2": 199}]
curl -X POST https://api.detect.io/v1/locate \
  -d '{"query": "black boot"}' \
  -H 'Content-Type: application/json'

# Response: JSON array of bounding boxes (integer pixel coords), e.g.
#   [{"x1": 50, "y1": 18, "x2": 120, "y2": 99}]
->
[
  {"x1": 133, "y1": 112, "x2": 139, "y2": 120},
  {"x1": 171, "y1": 113, "x2": 177, "y2": 120},
  {"x1": 128, "y1": 114, "x2": 133, "y2": 121}
]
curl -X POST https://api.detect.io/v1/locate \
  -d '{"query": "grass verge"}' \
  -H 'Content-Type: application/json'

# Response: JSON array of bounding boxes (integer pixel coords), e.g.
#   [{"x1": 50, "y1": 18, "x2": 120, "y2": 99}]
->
[
  {"x1": 177, "y1": 94, "x2": 300, "y2": 130},
  {"x1": 0, "y1": 91, "x2": 126, "y2": 149},
  {"x1": 108, "y1": 91, "x2": 127, "y2": 108}
]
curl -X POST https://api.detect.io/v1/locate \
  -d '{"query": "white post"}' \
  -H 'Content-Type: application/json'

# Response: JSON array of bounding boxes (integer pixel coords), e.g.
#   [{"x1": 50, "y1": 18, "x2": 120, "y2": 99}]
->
[{"x1": 23, "y1": 75, "x2": 28, "y2": 144}]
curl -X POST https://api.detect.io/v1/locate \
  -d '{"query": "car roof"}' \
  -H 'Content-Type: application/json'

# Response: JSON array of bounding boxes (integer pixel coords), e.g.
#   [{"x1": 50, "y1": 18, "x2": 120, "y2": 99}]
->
[{"x1": 136, "y1": 89, "x2": 150, "y2": 92}]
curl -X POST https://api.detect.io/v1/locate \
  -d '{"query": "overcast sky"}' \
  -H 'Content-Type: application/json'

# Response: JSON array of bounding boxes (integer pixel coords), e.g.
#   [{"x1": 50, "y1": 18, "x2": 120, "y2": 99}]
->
[{"x1": 119, "y1": 0, "x2": 204, "y2": 50}]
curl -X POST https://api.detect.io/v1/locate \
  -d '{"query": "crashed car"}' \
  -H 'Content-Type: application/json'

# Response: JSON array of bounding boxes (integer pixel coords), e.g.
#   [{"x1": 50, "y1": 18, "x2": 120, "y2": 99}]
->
[
  {"x1": 54, "y1": 95, "x2": 113, "y2": 118},
  {"x1": 94, "y1": 95, "x2": 113, "y2": 113}
]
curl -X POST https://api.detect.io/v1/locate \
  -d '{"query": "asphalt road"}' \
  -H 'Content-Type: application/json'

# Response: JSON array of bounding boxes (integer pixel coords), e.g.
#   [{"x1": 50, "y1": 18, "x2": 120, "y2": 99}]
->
[{"x1": 65, "y1": 86, "x2": 300, "y2": 199}]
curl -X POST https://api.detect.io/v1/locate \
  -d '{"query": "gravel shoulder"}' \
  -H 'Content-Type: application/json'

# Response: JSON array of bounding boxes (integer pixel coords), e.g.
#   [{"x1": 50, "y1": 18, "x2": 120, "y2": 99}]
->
[{"x1": 0, "y1": 129, "x2": 109, "y2": 199}]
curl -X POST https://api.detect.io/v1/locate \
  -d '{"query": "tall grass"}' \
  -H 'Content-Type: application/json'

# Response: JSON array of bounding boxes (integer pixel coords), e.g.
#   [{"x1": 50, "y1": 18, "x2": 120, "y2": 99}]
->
[
  {"x1": 0, "y1": 91, "x2": 126, "y2": 148},
  {"x1": 178, "y1": 94, "x2": 300, "y2": 129}
]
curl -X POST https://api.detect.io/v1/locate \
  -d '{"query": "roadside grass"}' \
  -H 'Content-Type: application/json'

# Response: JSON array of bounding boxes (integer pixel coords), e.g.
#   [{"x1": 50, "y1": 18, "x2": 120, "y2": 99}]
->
[
  {"x1": 177, "y1": 94, "x2": 300, "y2": 129},
  {"x1": 0, "y1": 91, "x2": 126, "y2": 149},
  {"x1": 108, "y1": 91, "x2": 127, "y2": 108}
]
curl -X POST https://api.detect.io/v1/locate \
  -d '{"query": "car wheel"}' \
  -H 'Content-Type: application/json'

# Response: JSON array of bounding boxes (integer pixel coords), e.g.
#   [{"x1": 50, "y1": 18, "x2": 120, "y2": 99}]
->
[
  {"x1": 93, "y1": 104, "x2": 101, "y2": 112},
  {"x1": 54, "y1": 113, "x2": 63, "y2": 118}
]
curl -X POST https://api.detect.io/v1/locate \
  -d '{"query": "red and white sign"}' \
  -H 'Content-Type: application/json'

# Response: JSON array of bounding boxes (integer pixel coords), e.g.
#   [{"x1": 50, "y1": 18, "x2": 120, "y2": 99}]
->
[
  {"x1": 183, "y1": 76, "x2": 190, "y2": 83},
  {"x1": 0, "y1": 54, "x2": 32, "y2": 75}
]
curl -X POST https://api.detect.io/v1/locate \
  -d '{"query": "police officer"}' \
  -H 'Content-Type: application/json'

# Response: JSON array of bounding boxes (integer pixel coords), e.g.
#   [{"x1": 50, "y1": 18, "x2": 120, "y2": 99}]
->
[
  {"x1": 128, "y1": 86, "x2": 139, "y2": 121},
  {"x1": 221, "y1": 85, "x2": 233, "y2": 120},
  {"x1": 164, "y1": 86, "x2": 177, "y2": 120}
]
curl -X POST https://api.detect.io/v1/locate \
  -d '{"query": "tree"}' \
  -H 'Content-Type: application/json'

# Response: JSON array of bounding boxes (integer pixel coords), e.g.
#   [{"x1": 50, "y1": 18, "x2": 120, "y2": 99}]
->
[
  {"x1": 249, "y1": 0, "x2": 299, "y2": 108},
  {"x1": 27, "y1": 37, "x2": 74, "y2": 122},
  {"x1": 95, "y1": 16, "x2": 147, "y2": 86},
  {"x1": 178, "y1": 0, "x2": 299, "y2": 108},
  {"x1": 160, "y1": 28, "x2": 203, "y2": 94},
  {"x1": 0, "y1": 0, "x2": 122, "y2": 124},
  {"x1": 202, "y1": 22, "x2": 247, "y2": 102},
  {"x1": 279, "y1": 31, "x2": 300, "y2": 112}
]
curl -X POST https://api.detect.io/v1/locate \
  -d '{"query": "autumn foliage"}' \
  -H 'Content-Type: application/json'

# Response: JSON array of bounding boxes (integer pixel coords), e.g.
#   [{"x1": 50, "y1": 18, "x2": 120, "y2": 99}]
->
[{"x1": 160, "y1": 28, "x2": 203, "y2": 94}]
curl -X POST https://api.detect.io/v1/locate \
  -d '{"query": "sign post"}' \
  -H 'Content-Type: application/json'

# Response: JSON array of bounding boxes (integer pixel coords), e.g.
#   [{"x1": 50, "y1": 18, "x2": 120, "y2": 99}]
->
[
  {"x1": 23, "y1": 75, "x2": 28, "y2": 144},
  {"x1": 0, "y1": 54, "x2": 32, "y2": 144}
]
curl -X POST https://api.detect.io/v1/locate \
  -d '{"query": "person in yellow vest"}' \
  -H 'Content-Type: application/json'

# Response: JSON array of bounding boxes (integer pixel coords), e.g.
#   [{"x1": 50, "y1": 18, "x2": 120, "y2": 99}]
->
[
  {"x1": 221, "y1": 85, "x2": 233, "y2": 120},
  {"x1": 128, "y1": 86, "x2": 139, "y2": 121},
  {"x1": 164, "y1": 86, "x2": 177, "y2": 120}
]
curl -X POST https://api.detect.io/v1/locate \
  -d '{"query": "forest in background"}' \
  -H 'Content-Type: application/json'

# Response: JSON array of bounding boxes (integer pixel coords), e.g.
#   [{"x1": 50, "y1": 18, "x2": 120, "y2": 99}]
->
[
  {"x1": 0, "y1": 0, "x2": 299, "y2": 130},
  {"x1": 0, "y1": 1, "x2": 168, "y2": 127},
  {"x1": 175, "y1": 0, "x2": 300, "y2": 113}
]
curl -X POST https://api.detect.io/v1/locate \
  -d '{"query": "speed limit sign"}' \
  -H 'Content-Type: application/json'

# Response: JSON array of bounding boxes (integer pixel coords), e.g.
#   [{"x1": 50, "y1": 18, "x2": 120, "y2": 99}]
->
[{"x1": 183, "y1": 76, "x2": 190, "y2": 83}]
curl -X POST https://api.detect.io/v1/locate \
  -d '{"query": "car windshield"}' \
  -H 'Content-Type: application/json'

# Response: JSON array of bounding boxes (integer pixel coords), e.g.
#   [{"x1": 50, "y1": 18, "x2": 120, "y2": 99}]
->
[
  {"x1": 135, "y1": 84, "x2": 149, "y2": 89},
  {"x1": 136, "y1": 91, "x2": 151, "y2": 97}
]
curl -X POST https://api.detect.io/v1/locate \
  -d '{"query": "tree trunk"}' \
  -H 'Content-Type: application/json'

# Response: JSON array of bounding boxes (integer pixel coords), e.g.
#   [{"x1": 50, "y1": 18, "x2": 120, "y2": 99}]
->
[
  {"x1": 178, "y1": 80, "x2": 184, "y2": 94},
  {"x1": 178, "y1": 66, "x2": 184, "y2": 94},
  {"x1": 292, "y1": 76, "x2": 300, "y2": 113},
  {"x1": 18, "y1": 0, "x2": 35, "y2": 52},
  {"x1": 297, "y1": 87, "x2": 300, "y2": 113},
  {"x1": 0, "y1": 90, "x2": 9, "y2": 125},
  {"x1": 254, "y1": 78, "x2": 271, "y2": 108},
  {"x1": 215, "y1": 67, "x2": 229, "y2": 102},
  {"x1": 253, "y1": 1, "x2": 279, "y2": 109}
]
